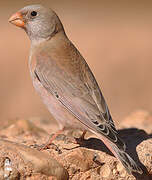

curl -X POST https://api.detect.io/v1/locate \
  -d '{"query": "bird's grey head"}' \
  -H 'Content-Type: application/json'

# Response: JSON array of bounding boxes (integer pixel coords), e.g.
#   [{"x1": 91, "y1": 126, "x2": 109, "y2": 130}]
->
[{"x1": 9, "y1": 4, "x2": 65, "y2": 44}]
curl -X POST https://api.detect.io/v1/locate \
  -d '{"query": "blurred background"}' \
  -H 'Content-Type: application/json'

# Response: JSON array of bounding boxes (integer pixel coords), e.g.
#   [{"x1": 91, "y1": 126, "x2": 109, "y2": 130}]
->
[{"x1": 0, "y1": 0, "x2": 152, "y2": 126}]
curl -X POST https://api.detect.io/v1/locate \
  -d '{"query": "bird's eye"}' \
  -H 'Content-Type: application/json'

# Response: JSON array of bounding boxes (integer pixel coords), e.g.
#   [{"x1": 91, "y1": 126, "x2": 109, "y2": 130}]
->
[{"x1": 31, "y1": 11, "x2": 37, "y2": 17}]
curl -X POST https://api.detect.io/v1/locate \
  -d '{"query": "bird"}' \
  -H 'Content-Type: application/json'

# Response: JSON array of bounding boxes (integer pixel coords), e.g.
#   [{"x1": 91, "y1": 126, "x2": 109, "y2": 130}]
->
[{"x1": 9, "y1": 4, "x2": 142, "y2": 175}]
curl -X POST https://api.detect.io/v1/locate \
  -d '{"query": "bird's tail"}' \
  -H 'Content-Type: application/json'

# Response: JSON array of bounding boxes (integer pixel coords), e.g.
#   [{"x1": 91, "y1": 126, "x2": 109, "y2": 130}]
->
[
  {"x1": 98, "y1": 134, "x2": 143, "y2": 175},
  {"x1": 110, "y1": 143, "x2": 143, "y2": 174}
]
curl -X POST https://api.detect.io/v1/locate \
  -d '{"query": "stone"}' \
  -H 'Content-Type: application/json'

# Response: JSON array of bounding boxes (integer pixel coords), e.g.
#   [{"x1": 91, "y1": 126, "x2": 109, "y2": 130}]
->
[
  {"x1": 0, "y1": 139, "x2": 69, "y2": 180},
  {"x1": 0, "y1": 110, "x2": 151, "y2": 179}
]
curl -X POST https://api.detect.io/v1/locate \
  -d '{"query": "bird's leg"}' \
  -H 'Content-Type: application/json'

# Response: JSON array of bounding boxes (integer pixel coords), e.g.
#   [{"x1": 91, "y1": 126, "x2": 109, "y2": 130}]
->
[
  {"x1": 48, "y1": 129, "x2": 64, "y2": 143},
  {"x1": 77, "y1": 130, "x2": 87, "y2": 141},
  {"x1": 38, "y1": 128, "x2": 64, "y2": 150},
  {"x1": 37, "y1": 129, "x2": 87, "y2": 150},
  {"x1": 70, "y1": 130, "x2": 87, "y2": 145}
]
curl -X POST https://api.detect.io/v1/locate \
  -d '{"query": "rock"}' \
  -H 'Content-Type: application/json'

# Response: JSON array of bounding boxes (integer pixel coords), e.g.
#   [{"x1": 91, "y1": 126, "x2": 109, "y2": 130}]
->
[
  {"x1": 0, "y1": 111, "x2": 151, "y2": 179},
  {"x1": 119, "y1": 110, "x2": 152, "y2": 134},
  {"x1": 0, "y1": 139, "x2": 69, "y2": 180},
  {"x1": 100, "y1": 164, "x2": 111, "y2": 178},
  {"x1": 0, "y1": 119, "x2": 47, "y2": 137},
  {"x1": 137, "y1": 139, "x2": 152, "y2": 174},
  {"x1": 63, "y1": 148, "x2": 95, "y2": 172}
]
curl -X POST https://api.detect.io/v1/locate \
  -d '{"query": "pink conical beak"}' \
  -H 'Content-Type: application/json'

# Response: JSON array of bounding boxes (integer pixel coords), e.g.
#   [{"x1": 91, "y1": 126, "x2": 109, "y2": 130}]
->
[{"x1": 9, "y1": 12, "x2": 25, "y2": 28}]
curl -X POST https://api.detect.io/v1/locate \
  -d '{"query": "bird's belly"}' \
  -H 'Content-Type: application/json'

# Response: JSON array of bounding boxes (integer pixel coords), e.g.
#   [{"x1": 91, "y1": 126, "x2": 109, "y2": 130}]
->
[{"x1": 32, "y1": 78, "x2": 85, "y2": 130}]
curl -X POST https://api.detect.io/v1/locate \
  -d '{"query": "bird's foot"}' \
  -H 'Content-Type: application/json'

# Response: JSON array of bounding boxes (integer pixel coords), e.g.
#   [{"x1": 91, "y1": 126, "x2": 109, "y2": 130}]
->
[
  {"x1": 68, "y1": 130, "x2": 87, "y2": 146},
  {"x1": 37, "y1": 129, "x2": 63, "y2": 151}
]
